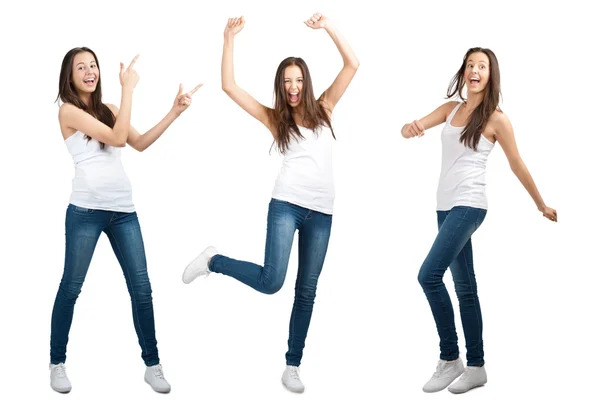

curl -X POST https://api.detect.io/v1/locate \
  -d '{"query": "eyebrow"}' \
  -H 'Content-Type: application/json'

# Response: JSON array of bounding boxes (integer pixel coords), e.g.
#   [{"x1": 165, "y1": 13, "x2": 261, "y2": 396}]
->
[
  {"x1": 467, "y1": 60, "x2": 489, "y2": 65},
  {"x1": 75, "y1": 61, "x2": 97, "y2": 66}
]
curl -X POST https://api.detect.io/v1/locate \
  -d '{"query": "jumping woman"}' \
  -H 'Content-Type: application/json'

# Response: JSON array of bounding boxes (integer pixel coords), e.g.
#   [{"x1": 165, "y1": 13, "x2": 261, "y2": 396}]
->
[{"x1": 182, "y1": 14, "x2": 359, "y2": 393}]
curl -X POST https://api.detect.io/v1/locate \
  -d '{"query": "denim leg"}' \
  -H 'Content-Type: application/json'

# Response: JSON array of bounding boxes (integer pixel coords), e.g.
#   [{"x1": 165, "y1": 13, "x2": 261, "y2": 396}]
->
[
  {"x1": 105, "y1": 212, "x2": 159, "y2": 367},
  {"x1": 449, "y1": 214, "x2": 486, "y2": 366},
  {"x1": 210, "y1": 199, "x2": 301, "y2": 294},
  {"x1": 285, "y1": 210, "x2": 332, "y2": 366},
  {"x1": 418, "y1": 206, "x2": 486, "y2": 362},
  {"x1": 50, "y1": 205, "x2": 105, "y2": 364}
]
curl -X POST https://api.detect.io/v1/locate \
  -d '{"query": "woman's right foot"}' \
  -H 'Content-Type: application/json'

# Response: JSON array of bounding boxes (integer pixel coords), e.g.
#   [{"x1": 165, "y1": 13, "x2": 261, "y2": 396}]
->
[
  {"x1": 144, "y1": 364, "x2": 171, "y2": 393},
  {"x1": 282, "y1": 366, "x2": 305, "y2": 393},
  {"x1": 422, "y1": 358, "x2": 465, "y2": 393},
  {"x1": 182, "y1": 246, "x2": 218, "y2": 284},
  {"x1": 448, "y1": 366, "x2": 487, "y2": 394},
  {"x1": 50, "y1": 363, "x2": 72, "y2": 393}
]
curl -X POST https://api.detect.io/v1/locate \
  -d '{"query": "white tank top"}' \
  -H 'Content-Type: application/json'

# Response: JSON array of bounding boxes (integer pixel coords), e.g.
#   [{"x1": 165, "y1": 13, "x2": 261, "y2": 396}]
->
[
  {"x1": 436, "y1": 103, "x2": 495, "y2": 211},
  {"x1": 271, "y1": 125, "x2": 335, "y2": 215},
  {"x1": 64, "y1": 131, "x2": 135, "y2": 212}
]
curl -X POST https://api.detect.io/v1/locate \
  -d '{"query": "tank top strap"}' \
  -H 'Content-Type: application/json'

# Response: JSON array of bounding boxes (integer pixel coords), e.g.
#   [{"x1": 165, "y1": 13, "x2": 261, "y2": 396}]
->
[{"x1": 446, "y1": 102, "x2": 463, "y2": 125}]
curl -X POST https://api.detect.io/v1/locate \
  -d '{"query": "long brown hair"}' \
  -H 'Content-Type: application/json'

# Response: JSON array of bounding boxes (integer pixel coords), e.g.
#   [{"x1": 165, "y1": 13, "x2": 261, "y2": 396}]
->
[
  {"x1": 269, "y1": 57, "x2": 335, "y2": 154},
  {"x1": 446, "y1": 47, "x2": 501, "y2": 150},
  {"x1": 56, "y1": 47, "x2": 115, "y2": 148}
]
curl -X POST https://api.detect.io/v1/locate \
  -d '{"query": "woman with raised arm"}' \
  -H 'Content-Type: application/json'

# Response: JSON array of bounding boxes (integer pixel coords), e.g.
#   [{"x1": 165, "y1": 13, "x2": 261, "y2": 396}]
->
[
  {"x1": 50, "y1": 47, "x2": 201, "y2": 393},
  {"x1": 401, "y1": 47, "x2": 557, "y2": 394},
  {"x1": 182, "y1": 14, "x2": 359, "y2": 393}
]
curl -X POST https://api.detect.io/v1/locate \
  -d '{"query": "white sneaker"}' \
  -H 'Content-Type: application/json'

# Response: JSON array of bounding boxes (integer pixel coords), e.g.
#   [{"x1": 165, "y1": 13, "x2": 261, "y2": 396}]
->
[
  {"x1": 448, "y1": 366, "x2": 487, "y2": 394},
  {"x1": 282, "y1": 366, "x2": 305, "y2": 393},
  {"x1": 144, "y1": 364, "x2": 171, "y2": 393},
  {"x1": 182, "y1": 246, "x2": 219, "y2": 284},
  {"x1": 422, "y1": 358, "x2": 465, "y2": 393},
  {"x1": 50, "y1": 363, "x2": 72, "y2": 393}
]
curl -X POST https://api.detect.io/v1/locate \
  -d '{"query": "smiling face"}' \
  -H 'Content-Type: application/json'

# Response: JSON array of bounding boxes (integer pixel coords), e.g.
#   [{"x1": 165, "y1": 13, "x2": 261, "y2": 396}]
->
[
  {"x1": 284, "y1": 65, "x2": 304, "y2": 107},
  {"x1": 464, "y1": 51, "x2": 490, "y2": 95},
  {"x1": 71, "y1": 51, "x2": 99, "y2": 95}
]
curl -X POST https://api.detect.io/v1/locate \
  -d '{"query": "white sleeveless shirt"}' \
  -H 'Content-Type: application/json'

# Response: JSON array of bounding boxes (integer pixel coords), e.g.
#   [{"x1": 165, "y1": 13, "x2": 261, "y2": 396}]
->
[
  {"x1": 64, "y1": 131, "x2": 135, "y2": 212},
  {"x1": 271, "y1": 125, "x2": 335, "y2": 215},
  {"x1": 437, "y1": 103, "x2": 495, "y2": 211}
]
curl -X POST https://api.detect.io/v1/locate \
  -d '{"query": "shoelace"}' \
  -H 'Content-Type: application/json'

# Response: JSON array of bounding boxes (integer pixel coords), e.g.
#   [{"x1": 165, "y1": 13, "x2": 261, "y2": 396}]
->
[
  {"x1": 54, "y1": 364, "x2": 66, "y2": 378},
  {"x1": 288, "y1": 367, "x2": 300, "y2": 380},
  {"x1": 459, "y1": 367, "x2": 476, "y2": 381},
  {"x1": 432, "y1": 360, "x2": 446, "y2": 378},
  {"x1": 153, "y1": 365, "x2": 165, "y2": 379}
]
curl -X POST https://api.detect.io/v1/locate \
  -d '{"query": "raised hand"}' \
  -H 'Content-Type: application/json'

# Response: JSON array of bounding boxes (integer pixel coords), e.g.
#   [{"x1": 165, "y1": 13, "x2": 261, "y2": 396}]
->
[
  {"x1": 304, "y1": 13, "x2": 330, "y2": 29},
  {"x1": 119, "y1": 54, "x2": 140, "y2": 90},
  {"x1": 172, "y1": 83, "x2": 203, "y2": 116},
  {"x1": 225, "y1": 17, "x2": 245, "y2": 37}
]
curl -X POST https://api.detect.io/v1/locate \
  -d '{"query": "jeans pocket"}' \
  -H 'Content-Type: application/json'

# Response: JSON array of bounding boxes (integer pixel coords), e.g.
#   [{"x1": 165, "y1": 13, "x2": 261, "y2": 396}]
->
[{"x1": 72, "y1": 205, "x2": 95, "y2": 214}]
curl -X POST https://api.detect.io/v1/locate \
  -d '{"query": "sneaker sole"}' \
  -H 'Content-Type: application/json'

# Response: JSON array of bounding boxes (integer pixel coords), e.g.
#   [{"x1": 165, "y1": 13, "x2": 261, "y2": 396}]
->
[
  {"x1": 144, "y1": 377, "x2": 171, "y2": 393},
  {"x1": 448, "y1": 382, "x2": 486, "y2": 394},
  {"x1": 182, "y1": 270, "x2": 209, "y2": 284},
  {"x1": 281, "y1": 380, "x2": 305, "y2": 394},
  {"x1": 422, "y1": 369, "x2": 465, "y2": 393},
  {"x1": 51, "y1": 386, "x2": 72, "y2": 393},
  {"x1": 423, "y1": 386, "x2": 447, "y2": 393}
]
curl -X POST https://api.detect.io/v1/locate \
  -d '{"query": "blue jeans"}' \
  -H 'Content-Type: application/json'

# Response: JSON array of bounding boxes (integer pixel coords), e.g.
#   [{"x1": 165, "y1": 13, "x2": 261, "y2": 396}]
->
[
  {"x1": 418, "y1": 206, "x2": 487, "y2": 367},
  {"x1": 50, "y1": 204, "x2": 160, "y2": 366},
  {"x1": 210, "y1": 198, "x2": 332, "y2": 366}
]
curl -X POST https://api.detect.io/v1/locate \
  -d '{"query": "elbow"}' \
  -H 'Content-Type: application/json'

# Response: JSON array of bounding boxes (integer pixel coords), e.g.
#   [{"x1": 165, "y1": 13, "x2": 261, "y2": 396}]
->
[
  {"x1": 222, "y1": 81, "x2": 233, "y2": 94},
  {"x1": 345, "y1": 58, "x2": 360, "y2": 71},
  {"x1": 128, "y1": 138, "x2": 145, "y2": 152},
  {"x1": 110, "y1": 130, "x2": 128, "y2": 148},
  {"x1": 131, "y1": 144, "x2": 145, "y2": 152}
]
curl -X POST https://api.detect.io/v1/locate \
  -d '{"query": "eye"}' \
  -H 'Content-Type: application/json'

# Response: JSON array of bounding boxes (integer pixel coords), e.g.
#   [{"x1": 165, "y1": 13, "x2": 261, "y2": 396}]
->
[
  {"x1": 480, "y1": 65, "x2": 486, "y2": 70},
  {"x1": 91, "y1": 64, "x2": 97, "y2": 68}
]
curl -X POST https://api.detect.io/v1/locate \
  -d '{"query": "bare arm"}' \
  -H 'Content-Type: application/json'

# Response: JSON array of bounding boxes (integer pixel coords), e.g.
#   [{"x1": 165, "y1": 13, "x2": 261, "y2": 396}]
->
[
  {"x1": 493, "y1": 112, "x2": 557, "y2": 222},
  {"x1": 221, "y1": 17, "x2": 274, "y2": 134},
  {"x1": 109, "y1": 83, "x2": 203, "y2": 152},
  {"x1": 401, "y1": 101, "x2": 458, "y2": 138},
  {"x1": 305, "y1": 13, "x2": 359, "y2": 112}
]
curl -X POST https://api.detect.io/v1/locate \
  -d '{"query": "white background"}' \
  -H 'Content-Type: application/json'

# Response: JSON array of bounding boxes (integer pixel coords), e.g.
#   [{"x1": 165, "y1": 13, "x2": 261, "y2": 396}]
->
[{"x1": 0, "y1": 0, "x2": 598, "y2": 417}]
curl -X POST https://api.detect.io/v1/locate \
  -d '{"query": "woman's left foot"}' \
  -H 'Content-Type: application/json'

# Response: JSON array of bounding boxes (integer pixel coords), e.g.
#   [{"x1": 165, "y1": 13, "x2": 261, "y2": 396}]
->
[
  {"x1": 282, "y1": 366, "x2": 305, "y2": 393},
  {"x1": 145, "y1": 364, "x2": 171, "y2": 393},
  {"x1": 182, "y1": 246, "x2": 219, "y2": 284},
  {"x1": 448, "y1": 366, "x2": 487, "y2": 394}
]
